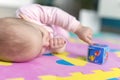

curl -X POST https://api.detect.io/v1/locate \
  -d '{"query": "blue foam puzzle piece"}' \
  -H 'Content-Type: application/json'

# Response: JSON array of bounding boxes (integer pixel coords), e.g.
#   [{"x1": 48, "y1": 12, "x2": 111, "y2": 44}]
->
[
  {"x1": 107, "y1": 78, "x2": 119, "y2": 80},
  {"x1": 56, "y1": 59, "x2": 74, "y2": 66},
  {"x1": 43, "y1": 53, "x2": 53, "y2": 56}
]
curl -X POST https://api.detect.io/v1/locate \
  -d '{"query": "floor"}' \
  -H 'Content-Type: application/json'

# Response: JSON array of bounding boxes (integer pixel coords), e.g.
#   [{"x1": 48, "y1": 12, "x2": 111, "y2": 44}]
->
[{"x1": 0, "y1": 33, "x2": 120, "y2": 80}]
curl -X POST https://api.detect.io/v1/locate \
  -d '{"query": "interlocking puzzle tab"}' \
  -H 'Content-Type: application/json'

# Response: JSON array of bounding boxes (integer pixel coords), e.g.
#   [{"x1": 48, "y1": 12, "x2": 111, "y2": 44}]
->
[{"x1": 87, "y1": 44, "x2": 109, "y2": 64}]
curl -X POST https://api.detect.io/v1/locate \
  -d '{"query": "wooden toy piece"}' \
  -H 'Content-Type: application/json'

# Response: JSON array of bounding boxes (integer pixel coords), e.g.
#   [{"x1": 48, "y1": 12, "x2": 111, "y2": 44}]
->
[{"x1": 87, "y1": 43, "x2": 109, "y2": 64}]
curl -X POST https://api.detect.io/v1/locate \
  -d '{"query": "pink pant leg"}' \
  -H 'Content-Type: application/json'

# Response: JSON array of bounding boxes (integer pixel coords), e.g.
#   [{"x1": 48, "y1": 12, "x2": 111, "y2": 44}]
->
[{"x1": 55, "y1": 27, "x2": 70, "y2": 39}]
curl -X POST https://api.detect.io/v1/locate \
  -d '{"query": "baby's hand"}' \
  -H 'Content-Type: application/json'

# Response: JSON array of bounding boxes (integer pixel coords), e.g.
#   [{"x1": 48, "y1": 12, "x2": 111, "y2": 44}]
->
[
  {"x1": 49, "y1": 38, "x2": 66, "y2": 49},
  {"x1": 75, "y1": 25, "x2": 93, "y2": 45}
]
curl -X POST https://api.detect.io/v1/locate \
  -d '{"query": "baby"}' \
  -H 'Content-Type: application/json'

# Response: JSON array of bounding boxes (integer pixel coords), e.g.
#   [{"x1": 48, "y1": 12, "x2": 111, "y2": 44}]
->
[{"x1": 0, "y1": 4, "x2": 93, "y2": 62}]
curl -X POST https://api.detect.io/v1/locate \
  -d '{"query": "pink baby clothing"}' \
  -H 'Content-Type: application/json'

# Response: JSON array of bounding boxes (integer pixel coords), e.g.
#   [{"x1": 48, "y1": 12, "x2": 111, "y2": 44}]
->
[
  {"x1": 16, "y1": 4, "x2": 80, "y2": 53},
  {"x1": 16, "y1": 4, "x2": 80, "y2": 37}
]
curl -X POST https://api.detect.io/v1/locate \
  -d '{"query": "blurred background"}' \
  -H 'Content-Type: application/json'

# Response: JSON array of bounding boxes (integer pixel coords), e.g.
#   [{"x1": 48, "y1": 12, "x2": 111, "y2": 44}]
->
[{"x1": 0, "y1": 0, "x2": 120, "y2": 35}]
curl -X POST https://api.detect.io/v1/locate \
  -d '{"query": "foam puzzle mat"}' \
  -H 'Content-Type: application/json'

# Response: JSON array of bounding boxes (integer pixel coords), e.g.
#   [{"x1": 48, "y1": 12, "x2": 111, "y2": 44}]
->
[{"x1": 0, "y1": 33, "x2": 120, "y2": 80}]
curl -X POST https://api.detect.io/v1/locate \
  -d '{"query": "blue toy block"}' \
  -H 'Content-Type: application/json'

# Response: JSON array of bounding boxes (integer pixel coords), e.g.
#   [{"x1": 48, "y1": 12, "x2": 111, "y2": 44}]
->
[{"x1": 87, "y1": 43, "x2": 109, "y2": 64}]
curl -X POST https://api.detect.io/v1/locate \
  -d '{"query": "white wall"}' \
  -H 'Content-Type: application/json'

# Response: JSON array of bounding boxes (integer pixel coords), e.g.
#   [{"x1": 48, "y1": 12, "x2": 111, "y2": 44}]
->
[
  {"x1": 0, "y1": 0, "x2": 34, "y2": 17},
  {"x1": 0, "y1": 0, "x2": 34, "y2": 7},
  {"x1": 98, "y1": 0, "x2": 120, "y2": 19}
]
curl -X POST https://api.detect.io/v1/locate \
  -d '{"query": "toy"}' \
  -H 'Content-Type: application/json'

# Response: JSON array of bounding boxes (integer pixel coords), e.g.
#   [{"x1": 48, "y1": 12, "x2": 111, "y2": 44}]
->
[{"x1": 87, "y1": 43, "x2": 109, "y2": 64}]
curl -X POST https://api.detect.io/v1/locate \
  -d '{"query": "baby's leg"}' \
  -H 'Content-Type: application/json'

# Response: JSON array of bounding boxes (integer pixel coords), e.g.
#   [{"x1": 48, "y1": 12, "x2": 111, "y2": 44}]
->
[{"x1": 56, "y1": 27, "x2": 70, "y2": 39}]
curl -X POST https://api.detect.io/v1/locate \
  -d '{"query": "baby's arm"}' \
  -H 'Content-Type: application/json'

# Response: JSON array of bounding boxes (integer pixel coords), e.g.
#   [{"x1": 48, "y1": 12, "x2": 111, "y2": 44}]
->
[
  {"x1": 16, "y1": 4, "x2": 79, "y2": 32},
  {"x1": 16, "y1": 4, "x2": 93, "y2": 45}
]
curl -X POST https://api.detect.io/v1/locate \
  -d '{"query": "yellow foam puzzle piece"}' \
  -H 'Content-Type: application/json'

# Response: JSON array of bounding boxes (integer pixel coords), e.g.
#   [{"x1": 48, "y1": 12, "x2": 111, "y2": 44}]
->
[
  {"x1": 116, "y1": 51, "x2": 120, "y2": 57},
  {"x1": 6, "y1": 78, "x2": 24, "y2": 80},
  {"x1": 69, "y1": 38, "x2": 84, "y2": 44},
  {"x1": 54, "y1": 52, "x2": 87, "y2": 66},
  {"x1": 39, "y1": 68, "x2": 120, "y2": 80},
  {"x1": 0, "y1": 61, "x2": 12, "y2": 66}
]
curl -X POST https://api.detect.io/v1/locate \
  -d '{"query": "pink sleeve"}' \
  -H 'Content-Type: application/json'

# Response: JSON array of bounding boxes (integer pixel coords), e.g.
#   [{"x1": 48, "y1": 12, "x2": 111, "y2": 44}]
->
[{"x1": 16, "y1": 4, "x2": 80, "y2": 32}]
